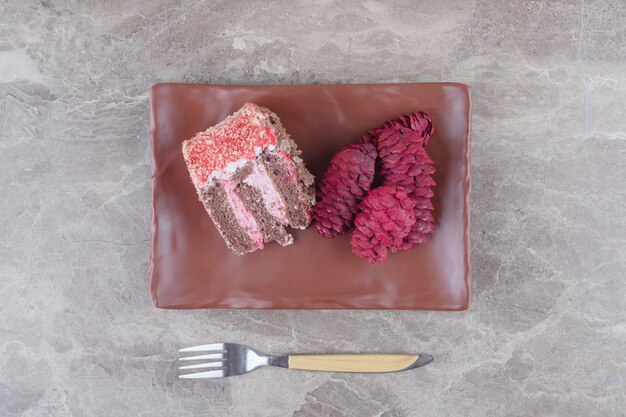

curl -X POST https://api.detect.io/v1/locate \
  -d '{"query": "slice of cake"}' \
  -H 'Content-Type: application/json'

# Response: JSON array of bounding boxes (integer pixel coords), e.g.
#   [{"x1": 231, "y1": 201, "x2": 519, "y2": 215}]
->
[{"x1": 182, "y1": 103, "x2": 315, "y2": 255}]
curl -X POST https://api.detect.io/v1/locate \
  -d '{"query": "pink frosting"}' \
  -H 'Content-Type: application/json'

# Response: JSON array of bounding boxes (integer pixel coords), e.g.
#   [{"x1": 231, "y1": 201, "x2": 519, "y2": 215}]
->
[{"x1": 221, "y1": 178, "x2": 264, "y2": 250}]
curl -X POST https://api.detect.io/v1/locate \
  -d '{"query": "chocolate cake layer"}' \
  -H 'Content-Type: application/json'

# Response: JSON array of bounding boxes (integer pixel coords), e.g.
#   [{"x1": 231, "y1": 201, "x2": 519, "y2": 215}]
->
[{"x1": 201, "y1": 182, "x2": 256, "y2": 255}]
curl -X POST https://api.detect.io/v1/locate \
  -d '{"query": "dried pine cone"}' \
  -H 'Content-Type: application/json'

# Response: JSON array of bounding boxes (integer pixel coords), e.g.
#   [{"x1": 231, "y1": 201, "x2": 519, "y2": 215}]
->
[
  {"x1": 375, "y1": 124, "x2": 437, "y2": 252},
  {"x1": 396, "y1": 195, "x2": 436, "y2": 250},
  {"x1": 377, "y1": 127, "x2": 435, "y2": 195},
  {"x1": 350, "y1": 185, "x2": 416, "y2": 264},
  {"x1": 313, "y1": 143, "x2": 377, "y2": 238},
  {"x1": 361, "y1": 111, "x2": 434, "y2": 147}
]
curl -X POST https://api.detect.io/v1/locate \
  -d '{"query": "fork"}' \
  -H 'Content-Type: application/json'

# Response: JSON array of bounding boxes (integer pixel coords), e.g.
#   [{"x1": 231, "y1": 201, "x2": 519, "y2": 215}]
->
[{"x1": 178, "y1": 343, "x2": 434, "y2": 378}]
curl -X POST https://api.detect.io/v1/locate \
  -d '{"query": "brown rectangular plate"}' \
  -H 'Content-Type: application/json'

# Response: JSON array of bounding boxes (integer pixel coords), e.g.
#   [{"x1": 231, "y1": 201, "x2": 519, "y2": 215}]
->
[{"x1": 150, "y1": 83, "x2": 471, "y2": 310}]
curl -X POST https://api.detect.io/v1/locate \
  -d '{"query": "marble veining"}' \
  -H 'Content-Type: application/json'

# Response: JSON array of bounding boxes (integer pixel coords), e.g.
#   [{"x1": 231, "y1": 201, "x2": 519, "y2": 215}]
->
[{"x1": 0, "y1": 0, "x2": 625, "y2": 416}]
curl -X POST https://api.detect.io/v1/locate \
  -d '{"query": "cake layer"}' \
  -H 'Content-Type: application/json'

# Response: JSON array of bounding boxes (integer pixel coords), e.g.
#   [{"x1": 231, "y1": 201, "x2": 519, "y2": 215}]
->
[{"x1": 200, "y1": 182, "x2": 258, "y2": 255}]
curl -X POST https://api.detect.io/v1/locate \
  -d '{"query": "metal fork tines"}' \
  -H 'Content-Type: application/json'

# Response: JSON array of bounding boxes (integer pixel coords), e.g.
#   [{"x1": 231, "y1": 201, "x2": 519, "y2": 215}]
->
[
  {"x1": 179, "y1": 343, "x2": 277, "y2": 379},
  {"x1": 179, "y1": 342, "x2": 434, "y2": 379},
  {"x1": 179, "y1": 343, "x2": 226, "y2": 379}
]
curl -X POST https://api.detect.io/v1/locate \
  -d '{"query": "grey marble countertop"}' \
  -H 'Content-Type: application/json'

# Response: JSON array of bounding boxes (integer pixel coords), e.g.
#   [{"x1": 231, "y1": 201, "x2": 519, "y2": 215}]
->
[{"x1": 1, "y1": 1, "x2": 625, "y2": 416}]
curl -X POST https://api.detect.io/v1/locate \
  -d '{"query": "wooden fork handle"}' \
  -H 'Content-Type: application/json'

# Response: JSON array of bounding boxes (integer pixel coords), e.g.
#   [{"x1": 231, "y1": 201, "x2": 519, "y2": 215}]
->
[{"x1": 288, "y1": 354, "x2": 419, "y2": 373}]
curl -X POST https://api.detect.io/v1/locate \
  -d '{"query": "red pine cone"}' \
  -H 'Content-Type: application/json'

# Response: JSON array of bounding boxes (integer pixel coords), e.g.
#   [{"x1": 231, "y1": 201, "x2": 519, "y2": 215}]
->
[
  {"x1": 313, "y1": 143, "x2": 377, "y2": 238},
  {"x1": 350, "y1": 185, "x2": 416, "y2": 264},
  {"x1": 361, "y1": 111, "x2": 434, "y2": 147},
  {"x1": 375, "y1": 124, "x2": 437, "y2": 252},
  {"x1": 395, "y1": 195, "x2": 436, "y2": 250},
  {"x1": 377, "y1": 127, "x2": 436, "y2": 195}
]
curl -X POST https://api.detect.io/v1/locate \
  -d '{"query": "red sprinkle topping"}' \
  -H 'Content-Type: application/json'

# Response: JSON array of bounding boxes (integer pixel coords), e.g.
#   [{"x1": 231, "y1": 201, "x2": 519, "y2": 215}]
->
[{"x1": 183, "y1": 103, "x2": 278, "y2": 185}]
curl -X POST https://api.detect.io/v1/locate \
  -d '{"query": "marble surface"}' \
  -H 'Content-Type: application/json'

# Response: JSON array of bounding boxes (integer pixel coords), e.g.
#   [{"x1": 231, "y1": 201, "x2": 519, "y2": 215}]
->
[{"x1": 1, "y1": 0, "x2": 625, "y2": 415}]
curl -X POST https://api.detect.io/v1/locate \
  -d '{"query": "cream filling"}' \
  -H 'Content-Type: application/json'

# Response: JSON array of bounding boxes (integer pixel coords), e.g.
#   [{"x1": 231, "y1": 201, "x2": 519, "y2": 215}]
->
[
  {"x1": 243, "y1": 161, "x2": 288, "y2": 223},
  {"x1": 220, "y1": 177, "x2": 264, "y2": 250}
]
